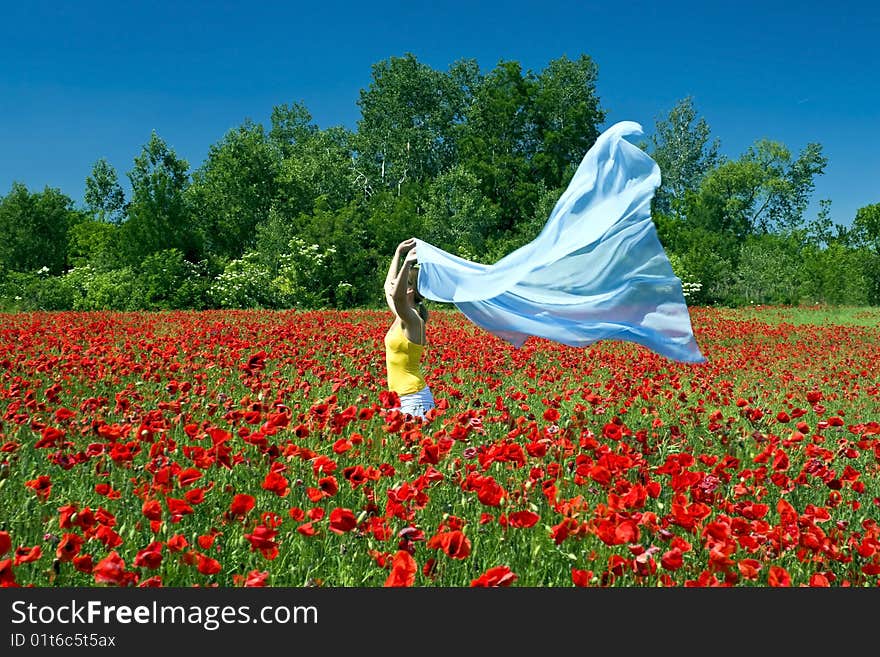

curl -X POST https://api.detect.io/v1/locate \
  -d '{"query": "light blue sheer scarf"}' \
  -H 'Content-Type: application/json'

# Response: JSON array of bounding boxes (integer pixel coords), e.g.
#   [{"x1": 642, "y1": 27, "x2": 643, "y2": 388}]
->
[{"x1": 413, "y1": 120, "x2": 706, "y2": 364}]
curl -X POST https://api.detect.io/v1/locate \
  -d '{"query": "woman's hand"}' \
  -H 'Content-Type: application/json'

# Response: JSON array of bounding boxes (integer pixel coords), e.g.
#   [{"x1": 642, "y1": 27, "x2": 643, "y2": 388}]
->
[
  {"x1": 403, "y1": 248, "x2": 418, "y2": 265},
  {"x1": 397, "y1": 238, "x2": 416, "y2": 255}
]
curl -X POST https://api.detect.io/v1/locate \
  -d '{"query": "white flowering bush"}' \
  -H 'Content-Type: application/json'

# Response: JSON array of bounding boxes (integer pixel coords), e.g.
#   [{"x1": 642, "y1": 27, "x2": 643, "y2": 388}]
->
[
  {"x1": 680, "y1": 280, "x2": 703, "y2": 299},
  {"x1": 667, "y1": 252, "x2": 703, "y2": 300},
  {"x1": 335, "y1": 281, "x2": 356, "y2": 308},
  {"x1": 138, "y1": 249, "x2": 212, "y2": 309},
  {"x1": 0, "y1": 265, "x2": 73, "y2": 311},
  {"x1": 270, "y1": 238, "x2": 338, "y2": 309},
  {"x1": 63, "y1": 265, "x2": 141, "y2": 310},
  {"x1": 208, "y1": 252, "x2": 275, "y2": 309}
]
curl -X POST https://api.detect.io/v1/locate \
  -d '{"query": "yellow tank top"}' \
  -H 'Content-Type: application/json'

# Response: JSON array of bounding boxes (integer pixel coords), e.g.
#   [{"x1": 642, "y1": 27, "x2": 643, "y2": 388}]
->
[{"x1": 384, "y1": 322, "x2": 426, "y2": 395}]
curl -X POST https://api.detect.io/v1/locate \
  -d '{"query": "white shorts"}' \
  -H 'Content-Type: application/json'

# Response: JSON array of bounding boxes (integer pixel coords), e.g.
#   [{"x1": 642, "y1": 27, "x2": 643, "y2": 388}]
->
[{"x1": 396, "y1": 386, "x2": 435, "y2": 420}]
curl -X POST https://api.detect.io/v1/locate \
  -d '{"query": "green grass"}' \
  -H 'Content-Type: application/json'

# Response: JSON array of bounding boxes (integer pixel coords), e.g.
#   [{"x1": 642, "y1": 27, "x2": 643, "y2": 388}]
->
[{"x1": 711, "y1": 304, "x2": 880, "y2": 327}]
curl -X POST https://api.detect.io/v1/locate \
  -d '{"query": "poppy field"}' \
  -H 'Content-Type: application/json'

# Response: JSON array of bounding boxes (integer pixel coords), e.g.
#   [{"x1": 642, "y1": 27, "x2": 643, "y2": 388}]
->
[{"x1": 0, "y1": 306, "x2": 878, "y2": 588}]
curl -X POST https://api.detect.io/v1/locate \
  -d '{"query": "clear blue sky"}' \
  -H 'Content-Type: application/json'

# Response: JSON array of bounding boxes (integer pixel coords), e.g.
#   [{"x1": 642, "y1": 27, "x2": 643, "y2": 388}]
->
[{"x1": 1, "y1": 0, "x2": 877, "y2": 226}]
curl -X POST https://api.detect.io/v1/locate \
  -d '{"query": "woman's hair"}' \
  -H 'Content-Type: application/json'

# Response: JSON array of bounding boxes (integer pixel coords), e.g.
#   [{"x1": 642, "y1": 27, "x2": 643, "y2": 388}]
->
[{"x1": 416, "y1": 299, "x2": 428, "y2": 323}]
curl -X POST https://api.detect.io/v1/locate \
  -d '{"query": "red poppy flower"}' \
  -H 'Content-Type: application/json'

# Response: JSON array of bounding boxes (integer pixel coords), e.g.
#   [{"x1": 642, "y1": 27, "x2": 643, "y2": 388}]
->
[
  {"x1": 602, "y1": 423, "x2": 623, "y2": 441},
  {"x1": 142, "y1": 500, "x2": 162, "y2": 521},
  {"x1": 166, "y1": 497, "x2": 194, "y2": 522},
  {"x1": 384, "y1": 550, "x2": 417, "y2": 587},
  {"x1": 0, "y1": 559, "x2": 16, "y2": 587},
  {"x1": 661, "y1": 547, "x2": 684, "y2": 571},
  {"x1": 25, "y1": 475, "x2": 52, "y2": 500},
  {"x1": 808, "y1": 573, "x2": 831, "y2": 587},
  {"x1": 311, "y1": 455, "x2": 337, "y2": 476},
  {"x1": 73, "y1": 554, "x2": 93, "y2": 574},
  {"x1": 94, "y1": 525, "x2": 123, "y2": 549},
  {"x1": 35, "y1": 427, "x2": 65, "y2": 449},
  {"x1": 768, "y1": 565, "x2": 791, "y2": 587},
  {"x1": 261, "y1": 470, "x2": 290, "y2": 497},
  {"x1": 197, "y1": 534, "x2": 215, "y2": 550},
  {"x1": 476, "y1": 478, "x2": 505, "y2": 507},
  {"x1": 332, "y1": 439, "x2": 352, "y2": 454},
  {"x1": 166, "y1": 534, "x2": 188, "y2": 552},
  {"x1": 319, "y1": 476, "x2": 339, "y2": 497},
  {"x1": 138, "y1": 576, "x2": 163, "y2": 587},
  {"x1": 0, "y1": 531, "x2": 10, "y2": 557},
  {"x1": 379, "y1": 390, "x2": 400, "y2": 409},
  {"x1": 244, "y1": 570, "x2": 269, "y2": 587},
  {"x1": 134, "y1": 542, "x2": 163, "y2": 569},
  {"x1": 329, "y1": 508, "x2": 357, "y2": 534},
  {"x1": 426, "y1": 530, "x2": 471, "y2": 560},
  {"x1": 297, "y1": 522, "x2": 317, "y2": 537},
  {"x1": 185, "y1": 487, "x2": 206, "y2": 504},
  {"x1": 56, "y1": 534, "x2": 84, "y2": 562},
  {"x1": 244, "y1": 525, "x2": 279, "y2": 560},
  {"x1": 507, "y1": 511, "x2": 540, "y2": 528},
  {"x1": 571, "y1": 569, "x2": 593, "y2": 587},
  {"x1": 471, "y1": 565, "x2": 517, "y2": 587},
  {"x1": 93, "y1": 551, "x2": 130, "y2": 585},
  {"x1": 196, "y1": 553, "x2": 221, "y2": 575},
  {"x1": 177, "y1": 468, "x2": 203, "y2": 487},
  {"x1": 227, "y1": 494, "x2": 255, "y2": 519},
  {"x1": 57, "y1": 504, "x2": 78, "y2": 529},
  {"x1": 14, "y1": 545, "x2": 41, "y2": 566},
  {"x1": 55, "y1": 407, "x2": 76, "y2": 421}
]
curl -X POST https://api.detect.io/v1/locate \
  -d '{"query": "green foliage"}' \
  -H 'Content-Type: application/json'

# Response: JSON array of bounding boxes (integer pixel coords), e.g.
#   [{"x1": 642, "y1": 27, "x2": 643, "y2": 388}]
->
[
  {"x1": 666, "y1": 252, "x2": 702, "y2": 300},
  {"x1": 120, "y1": 131, "x2": 199, "y2": 265},
  {"x1": 456, "y1": 60, "x2": 541, "y2": 230},
  {"x1": 861, "y1": 250, "x2": 880, "y2": 305},
  {"x1": 647, "y1": 96, "x2": 720, "y2": 218},
  {"x1": 188, "y1": 120, "x2": 279, "y2": 261},
  {"x1": 253, "y1": 207, "x2": 298, "y2": 270},
  {"x1": 67, "y1": 218, "x2": 119, "y2": 270},
  {"x1": 63, "y1": 265, "x2": 142, "y2": 311},
  {"x1": 84, "y1": 157, "x2": 126, "y2": 224},
  {"x1": 421, "y1": 165, "x2": 500, "y2": 260},
  {"x1": 672, "y1": 227, "x2": 734, "y2": 305},
  {"x1": 728, "y1": 234, "x2": 803, "y2": 305},
  {"x1": 0, "y1": 182, "x2": 75, "y2": 274},
  {"x1": 274, "y1": 126, "x2": 355, "y2": 218},
  {"x1": 529, "y1": 55, "x2": 605, "y2": 189},
  {"x1": 208, "y1": 252, "x2": 277, "y2": 309},
  {"x1": 0, "y1": 55, "x2": 874, "y2": 311},
  {"x1": 136, "y1": 249, "x2": 213, "y2": 310},
  {"x1": 207, "y1": 236, "x2": 346, "y2": 310},
  {"x1": 847, "y1": 203, "x2": 880, "y2": 304},
  {"x1": 0, "y1": 266, "x2": 74, "y2": 311},
  {"x1": 798, "y1": 243, "x2": 870, "y2": 306},
  {"x1": 355, "y1": 53, "x2": 463, "y2": 193},
  {"x1": 271, "y1": 238, "x2": 338, "y2": 308},
  {"x1": 269, "y1": 101, "x2": 319, "y2": 156},
  {"x1": 454, "y1": 55, "x2": 605, "y2": 237},
  {"x1": 851, "y1": 203, "x2": 880, "y2": 254},
  {"x1": 686, "y1": 139, "x2": 827, "y2": 239},
  {"x1": 364, "y1": 192, "x2": 422, "y2": 260},
  {"x1": 291, "y1": 200, "x2": 377, "y2": 308}
]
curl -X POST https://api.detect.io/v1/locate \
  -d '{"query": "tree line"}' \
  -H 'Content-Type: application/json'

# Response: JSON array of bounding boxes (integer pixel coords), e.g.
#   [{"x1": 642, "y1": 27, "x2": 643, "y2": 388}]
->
[{"x1": 1, "y1": 53, "x2": 878, "y2": 312}]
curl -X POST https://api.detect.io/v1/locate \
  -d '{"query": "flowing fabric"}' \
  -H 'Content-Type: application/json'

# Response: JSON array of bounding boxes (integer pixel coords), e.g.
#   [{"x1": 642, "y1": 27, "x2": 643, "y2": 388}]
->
[{"x1": 414, "y1": 120, "x2": 706, "y2": 364}]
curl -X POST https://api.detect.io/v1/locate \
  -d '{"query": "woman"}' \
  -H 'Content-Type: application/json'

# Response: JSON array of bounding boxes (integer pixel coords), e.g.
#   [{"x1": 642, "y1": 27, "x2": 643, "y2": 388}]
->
[{"x1": 383, "y1": 238, "x2": 435, "y2": 420}]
